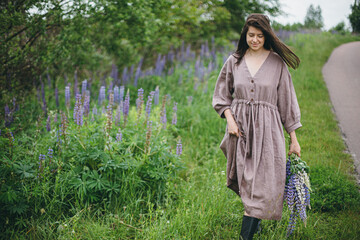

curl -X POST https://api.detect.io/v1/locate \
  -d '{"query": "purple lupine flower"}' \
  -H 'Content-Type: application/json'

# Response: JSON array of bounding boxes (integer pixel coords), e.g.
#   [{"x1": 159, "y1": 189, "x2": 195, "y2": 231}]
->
[
  {"x1": 176, "y1": 139, "x2": 182, "y2": 156},
  {"x1": 38, "y1": 154, "x2": 45, "y2": 168},
  {"x1": 47, "y1": 147, "x2": 53, "y2": 164},
  {"x1": 137, "y1": 88, "x2": 144, "y2": 111},
  {"x1": 123, "y1": 90, "x2": 130, "y2": 120},
  {"x1": 55, "y1": 87, "x2": 59, "y2": 108},
  {"x1": 116, "y1": 128, "x2": 122, "y2": 142},
  {"x1": 114, "y1": 86, "x2": 120, "y2": 103},
  {"x1": 74, "y1": 94, "x2": 83, "y2": 126},
  {"x1": 123, "y1": 89, "x2": 130, "y2": 126},
  {"x1": 115, "y1": 104, "x2": 122, "y2": 126},
  {"x1": 4, "y1": 104, "x2": 13, "y2": 127},
  {"x1": 172, "y1": 102, "x2": 178, "y2": 125},
  {"x1": 46, "y1": 115, "x2": 51, "y2": 132},
  {"x1": 119, "y1": 86, "x2": 125, "y2": 103},
  {"x1": 73, "y1": 97, "x2": 79, "y2": 120},
  {"x1": 186, "y1": 43, "x2": 191, "y2": 59},
  {"x1": 155, "y1": 54, "x2": 163, "y2": 76},
  {"x1": 83, "y1": 91, "x2": 90, "y2": 116},
  {"x1": 82, "y1": 80, "x2": 87, "y2": 96},
  {"x1": 65, "y1": 86, "x2": 71, "y2": 107},
  {"x1": 98, "y1": 86, "x2": 105, "y2": 105},
  {"x1": 284, "y1": 155, "x2": 311, "y2": 236},
  {"x1": 287, "y1": 212, "x2": 297, "y2": 236},
  {"x1": 161, "y1": 108, "x2": 167, "y2": 128},
  {"x1": 145, "y1": 91, "x2": 155, "y2": 118}
]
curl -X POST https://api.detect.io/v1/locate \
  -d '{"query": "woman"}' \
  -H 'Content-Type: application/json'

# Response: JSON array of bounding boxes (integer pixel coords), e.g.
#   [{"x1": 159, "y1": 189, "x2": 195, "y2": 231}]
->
[{"x1": 212, "y1": 14, "x2": 301, "y2": 240}]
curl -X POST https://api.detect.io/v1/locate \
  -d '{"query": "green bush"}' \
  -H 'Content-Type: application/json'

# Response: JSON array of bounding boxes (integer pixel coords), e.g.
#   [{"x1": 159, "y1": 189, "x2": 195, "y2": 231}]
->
[{"x1": 0, "y1": 96, "x2": 183, "y2": 234}]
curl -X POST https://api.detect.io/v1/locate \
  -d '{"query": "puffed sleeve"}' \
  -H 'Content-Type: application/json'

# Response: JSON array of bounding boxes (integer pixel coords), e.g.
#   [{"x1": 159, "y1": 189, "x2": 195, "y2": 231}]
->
[
  {"x1": 212, "y1": 56, "x2": 234, "y2": 118},
  {"x1": 277, "y1": 62, "x2": 302, "y2": 133}
]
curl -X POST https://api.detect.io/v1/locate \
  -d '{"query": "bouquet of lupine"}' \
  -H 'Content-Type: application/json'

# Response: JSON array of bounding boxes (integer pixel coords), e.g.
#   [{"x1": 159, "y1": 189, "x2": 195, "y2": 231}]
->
[{"x1": 284, "y1": 154, "x2": 312, "y2": 236}]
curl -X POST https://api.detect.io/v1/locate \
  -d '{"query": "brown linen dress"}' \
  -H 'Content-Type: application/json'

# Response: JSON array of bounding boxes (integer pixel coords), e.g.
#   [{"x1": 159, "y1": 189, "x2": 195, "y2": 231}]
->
[{"x1": 212, "y1": 51, "x2": 302, "y2": 220}]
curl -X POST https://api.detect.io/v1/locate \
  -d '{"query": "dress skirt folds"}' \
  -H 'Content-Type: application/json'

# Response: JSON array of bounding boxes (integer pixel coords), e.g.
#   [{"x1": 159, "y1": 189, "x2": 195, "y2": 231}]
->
[{"x1": 212, "y1": 51, "x2": 302, "y2": 220}]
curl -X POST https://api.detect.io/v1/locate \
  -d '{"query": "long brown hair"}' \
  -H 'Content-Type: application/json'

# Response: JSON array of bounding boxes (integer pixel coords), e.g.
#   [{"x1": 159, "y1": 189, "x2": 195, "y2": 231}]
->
[{"x1": 233, "y1": 13, "x2": 300, "y2": 69}]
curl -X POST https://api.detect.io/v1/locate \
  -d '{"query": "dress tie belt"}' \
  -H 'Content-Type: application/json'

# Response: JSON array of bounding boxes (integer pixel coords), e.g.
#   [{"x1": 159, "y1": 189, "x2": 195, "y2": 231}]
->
[{"x1": 231, "y1": 99, "x2": 277, "y2": 200}]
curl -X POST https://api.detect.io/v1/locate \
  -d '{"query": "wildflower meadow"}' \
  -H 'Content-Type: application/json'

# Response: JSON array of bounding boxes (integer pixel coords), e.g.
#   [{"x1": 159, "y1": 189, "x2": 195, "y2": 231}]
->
[{"x1": 1, "y1": 29, "x2": 360, "y2": 239}]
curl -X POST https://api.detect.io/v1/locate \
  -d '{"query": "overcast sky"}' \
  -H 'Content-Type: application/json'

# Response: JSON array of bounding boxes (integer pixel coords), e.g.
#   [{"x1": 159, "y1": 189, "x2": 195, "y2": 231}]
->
[{"x1": 273, "y1": 0, "x2": 355, "y2": 30}]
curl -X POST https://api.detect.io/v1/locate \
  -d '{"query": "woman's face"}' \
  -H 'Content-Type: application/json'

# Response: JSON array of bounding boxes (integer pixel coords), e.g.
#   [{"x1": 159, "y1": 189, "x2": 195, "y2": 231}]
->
[{"x1": 246, "y1": 26, "x2": 265, "y2": 52}]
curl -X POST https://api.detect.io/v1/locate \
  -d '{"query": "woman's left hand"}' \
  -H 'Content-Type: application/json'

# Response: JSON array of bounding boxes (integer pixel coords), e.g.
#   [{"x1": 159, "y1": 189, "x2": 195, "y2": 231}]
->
[{"x1": 288, "y1": 140, "x2": 301, "y2": 157}]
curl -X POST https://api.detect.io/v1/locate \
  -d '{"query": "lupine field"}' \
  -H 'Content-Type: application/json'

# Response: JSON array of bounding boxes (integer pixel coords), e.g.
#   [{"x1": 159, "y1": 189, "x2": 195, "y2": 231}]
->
[
  {"x1": 2, "y1": 1, "x2": 360, "y2": 237},
  {"x1": 1, "y1": 37, "x2": 232, "y2": 238},
  {"x1": 2, "y1": 31, "x2": 360, "y2": 239}
]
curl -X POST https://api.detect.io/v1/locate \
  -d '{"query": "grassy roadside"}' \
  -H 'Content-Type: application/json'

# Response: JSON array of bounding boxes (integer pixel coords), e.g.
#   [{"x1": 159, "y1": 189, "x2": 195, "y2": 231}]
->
[
  {"x1": 137, "y1": 32, "x2": 360, "y2": 239},
  {"x1": 7, "y1": 33, "x2": 360, "y2": 239}
]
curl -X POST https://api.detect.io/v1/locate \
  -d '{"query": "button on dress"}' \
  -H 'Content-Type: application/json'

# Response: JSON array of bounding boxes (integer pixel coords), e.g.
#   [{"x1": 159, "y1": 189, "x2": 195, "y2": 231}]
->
[{"x1": 212, "y1": 51, "x2": 302, "y2": 220}]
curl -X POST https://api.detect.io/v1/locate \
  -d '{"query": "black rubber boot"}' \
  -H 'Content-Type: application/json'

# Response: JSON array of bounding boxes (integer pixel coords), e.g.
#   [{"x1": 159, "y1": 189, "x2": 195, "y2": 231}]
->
[{"x1": 239, "y1": 215, "x2": 261, "y2": 240}]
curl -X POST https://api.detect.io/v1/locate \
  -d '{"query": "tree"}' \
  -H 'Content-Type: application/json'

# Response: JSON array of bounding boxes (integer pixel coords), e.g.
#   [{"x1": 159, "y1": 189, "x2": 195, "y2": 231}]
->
[
  {"x1": 349, "y1": 0, "x2": 360, "y2": 32},
  {"x1": 304, "y1": 4, "x2": 324, "y2": 29},
  {"x1": 329, "y1": 21, "x2": 348, "y2": 35},
  {"x1": 221, "y1": 0, "x2": 281, "y2": 35}
]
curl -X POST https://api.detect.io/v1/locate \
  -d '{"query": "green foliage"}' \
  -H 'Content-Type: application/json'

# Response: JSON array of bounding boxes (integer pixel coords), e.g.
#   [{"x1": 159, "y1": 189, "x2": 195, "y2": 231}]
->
[
  {"x1": 2, "y1": 27, "x2": 360, "y2": 240},
  {"x1": 310, "y1": 165, "x2": 360, "y2": 212},
  {"x1": 0, "y1": 0, "x2": 283, "y2": 101},
  {"x1": 0, "y1": 97, "x2": 183, "y2": 236},
  {"x1": 304, "y1": 4, "x2": 324, "y2": 29},
  {"x1": 222, "y1": 0, "x2": 280, "y2": 35},
  {"x1": 272, "y1": 20, "x2": 304, "y2": 31},
  {"x1": 329, "y1": 21, "x2": 349, "y2": 35},
  {"x1": 349, "y1": 0, "x2": 360, "y2": 32}
]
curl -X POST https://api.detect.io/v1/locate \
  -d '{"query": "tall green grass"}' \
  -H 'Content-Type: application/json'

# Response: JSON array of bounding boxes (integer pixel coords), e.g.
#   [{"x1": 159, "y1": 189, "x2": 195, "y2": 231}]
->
[
  {"x1": 135, "y1": 32, "x2": 360, "y2": 239},
  {"x1": 5, "y1": 32, "x2": 360, "y2": 239}
]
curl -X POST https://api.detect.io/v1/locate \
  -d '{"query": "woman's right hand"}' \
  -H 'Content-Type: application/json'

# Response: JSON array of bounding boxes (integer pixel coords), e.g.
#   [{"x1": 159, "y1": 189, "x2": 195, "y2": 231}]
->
[{"x1": 224, "y1": 109, "x2": 242, "y2": 137}]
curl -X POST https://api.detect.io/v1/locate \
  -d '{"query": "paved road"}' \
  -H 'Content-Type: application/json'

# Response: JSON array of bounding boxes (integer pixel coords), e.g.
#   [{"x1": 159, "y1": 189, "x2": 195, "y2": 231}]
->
[{"x1": 322, "y1": 41, "x2": 360, "y2": 183}]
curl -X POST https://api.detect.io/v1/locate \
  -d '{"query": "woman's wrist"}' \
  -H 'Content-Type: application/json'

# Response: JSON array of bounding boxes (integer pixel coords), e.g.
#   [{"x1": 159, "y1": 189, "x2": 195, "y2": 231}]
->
[
  {"x1": 289, "y1": 131, "x2": 298, "y2": 143},
  {"x1": 224, "y1": 109, "x2": 234, "y2": 122}
]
